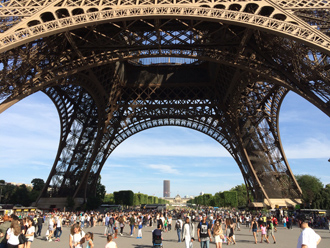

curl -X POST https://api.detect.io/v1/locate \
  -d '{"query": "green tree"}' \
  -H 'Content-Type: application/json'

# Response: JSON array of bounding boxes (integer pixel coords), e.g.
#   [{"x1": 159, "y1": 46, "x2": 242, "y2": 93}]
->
[
  {"x1": 10, "y1": 184, "x2": 31, "y2": 206},
  {"x1": 296, "y1": 175, "x2": 323, "y2": 207},
  {"x1": 230, "y1": 184, "x2": 248, "y2": 207},
  {"x1": 31, "y1": 178, "x2": 45, "y2": 191},
  {"x1": 103, "y1": 193, "x2": 115, "y2": 204}
]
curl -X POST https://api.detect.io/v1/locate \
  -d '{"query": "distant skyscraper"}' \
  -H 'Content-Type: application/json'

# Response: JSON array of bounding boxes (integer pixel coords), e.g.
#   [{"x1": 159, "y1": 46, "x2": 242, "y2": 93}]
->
[{"x1": 163, "y1": 180, "x2": 170, "y2": 197}]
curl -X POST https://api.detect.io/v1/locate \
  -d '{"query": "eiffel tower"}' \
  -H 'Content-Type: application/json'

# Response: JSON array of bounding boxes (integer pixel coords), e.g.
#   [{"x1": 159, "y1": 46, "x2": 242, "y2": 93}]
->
[{"x1": 1, "y1": 0, "x2": 330, "y2": 209}]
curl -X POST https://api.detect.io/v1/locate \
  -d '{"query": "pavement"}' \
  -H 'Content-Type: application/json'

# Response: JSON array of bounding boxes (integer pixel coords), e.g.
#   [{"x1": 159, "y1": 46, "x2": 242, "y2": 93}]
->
[{"x1": 32, "y1": 223, "x2": 330, "y2": 248}]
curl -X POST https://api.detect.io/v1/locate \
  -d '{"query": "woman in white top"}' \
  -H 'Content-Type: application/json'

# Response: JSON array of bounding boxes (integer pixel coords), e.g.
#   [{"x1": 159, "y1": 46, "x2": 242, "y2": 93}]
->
[
  {"x1": 47, "y1": 215, "x2": 55, "y2": 242},
  {"x1": 25, "y1": 218, "x2": 35, "y2": 248},
  {"x1": 182, "y1": 217, "x2": 193, "y2": 248},
  {"x1": 6, "y1": 222, "x2": 20, "y2": 248},
  {"x1": 69, "y1": 223, "x2": 85, "y2": 248}
]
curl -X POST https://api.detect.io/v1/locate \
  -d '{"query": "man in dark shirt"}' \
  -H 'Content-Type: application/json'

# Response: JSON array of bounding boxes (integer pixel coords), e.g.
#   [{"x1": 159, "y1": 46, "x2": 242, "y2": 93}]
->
[
  {"x1": 152, "y1": 223, "x2": 163, "y2": 245},
  {"x1": 36, "y1": 215, "x2": 44, "y2": 236},
  {"x1": 129, "y1": 215, "x2": 135, "y2": 236},
  {"x1": 197, "y1": 214, "x2": 212, "y2": 248}
]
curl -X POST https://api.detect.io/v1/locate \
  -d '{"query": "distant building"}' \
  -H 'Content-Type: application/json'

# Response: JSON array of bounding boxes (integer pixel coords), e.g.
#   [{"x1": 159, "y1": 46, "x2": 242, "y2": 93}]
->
[
  {"x1": 161, "y1": 194, "x2": 194, "y2": 207},
  {"x1": 163, "y1": 180, "x2": 170, "y2": 197},
  {"x1": 7, "y1": 182, "x2": 33, "y2": 188},
  {"x1": 200, "y1": 191, "x2": 204, "y2": 196}
]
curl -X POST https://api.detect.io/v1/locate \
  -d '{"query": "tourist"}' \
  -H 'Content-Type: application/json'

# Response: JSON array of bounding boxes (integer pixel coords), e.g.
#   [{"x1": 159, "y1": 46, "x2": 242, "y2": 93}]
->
[
  {"x1": 283, "y1": 216, "x2": 287, "y2": 228},
  {"x1": 197, "y1": 214, "x2": 212, "y2": 248},
  {"x1": 69, "y1": 223, "x2": 85, "y2": 248},
  {"x1": 224, "y1": 218, "x2": 232, "y2": 238},
  {"x1": 118, "y1": 215, "x2": 125, "y2": 236},
  {"x1": 54, "y1": 215, "x2": 62, "y2": 242},
  {"x1": 167, "y1": 215, "x2": 172, "y2": 231},
  {"x1": 6, "y1": 221, "x2": 20, "y2": 248},
  {"x1": 266, "y1": 217, "x2": 276, "y2": 244},
  {"x1": 272, "y1": 215, "x2": 278, "y2": 232},
  {"x1": 213, "y1": 220, "x2": 224, "y2": 248},
  {"x1": 249, "y1": 217, "x2": 258, "y2": 244},
  {"x1": 227, "y1": 222, "x2": 236, "y2": 245},
  {"x1": 105, "y1": 234, "x2": 117, "y2": 248},
  {"x1": 36, "y1": 215, "x2": 43, "y2": 237},
  {"x1": 259, "y1": 223, "x2": 269, "y2": 243},
  {"x1": 104, "y1": 214, "x2": 110, "y2": 236},
  {"x1": 129, "y1": 214, "x2": 135, "y2": 236},
  {"x1": 84, "y1": 232, "x2": 94, "y2": 248},
  {"x1": 182, "y1": 217, "x2": 193, "y2": 248},
  {"x1": 24, "y1": 218, "x2": 35, "y2": 248},
  {"x1": 46, "y1": 215, "x2": 55, "y2": 242},
  {"x1": 0, "y1": 215, "x2": 13, "y2": 248},
  {"x1": 175, "y1": 216, "x2": 183, "y2": 242},
  {"x1": 296, "y1": 215, "x2": 321, "y2": 248},
  {"x1": 113, "y1": 216, "x2": 118, "y2": 239},
  {"x1": 137, "y1": 216, "x2": 143, "y2": 239}
]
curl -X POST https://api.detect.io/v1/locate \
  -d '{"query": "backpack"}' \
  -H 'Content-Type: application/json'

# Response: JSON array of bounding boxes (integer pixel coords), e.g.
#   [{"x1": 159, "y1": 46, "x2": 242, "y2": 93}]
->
[{"x1": 176, "y1": 220, "x2": 181, "y2": 229}]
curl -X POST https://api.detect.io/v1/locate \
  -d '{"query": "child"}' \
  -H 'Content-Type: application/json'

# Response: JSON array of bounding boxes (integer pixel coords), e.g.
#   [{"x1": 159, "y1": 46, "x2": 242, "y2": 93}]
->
[
  {"x1": 85, "y1": 232, "x2": 94, "y2": 248},
  {"x1": 259, "y1": 224, "x2": 269, "y2": 243},
  {"x1": 105, "y1": 234, "x2": 117, "y2": 248}
]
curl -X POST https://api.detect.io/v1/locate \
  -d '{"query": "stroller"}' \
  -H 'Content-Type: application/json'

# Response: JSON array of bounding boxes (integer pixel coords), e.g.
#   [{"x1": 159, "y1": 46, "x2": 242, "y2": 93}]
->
[
  {"x1": 153, "y1": 235, "x2": 163, "y2": 248},
  {"x1": 152, "y1": 229, "x2": 163, "y2": 248}
]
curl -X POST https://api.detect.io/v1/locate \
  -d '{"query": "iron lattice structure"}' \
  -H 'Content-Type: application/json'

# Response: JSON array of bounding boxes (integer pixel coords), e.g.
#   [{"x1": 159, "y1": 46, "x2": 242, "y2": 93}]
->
[{"x1": 1, "y1": 0, "x2": 330, "y2": 206}]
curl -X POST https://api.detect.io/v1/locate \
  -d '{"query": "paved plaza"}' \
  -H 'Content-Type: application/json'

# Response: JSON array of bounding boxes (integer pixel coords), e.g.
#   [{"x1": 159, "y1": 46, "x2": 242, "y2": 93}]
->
[{"x1": 31, "y1": 222, "x2": 329, "y2": 248}]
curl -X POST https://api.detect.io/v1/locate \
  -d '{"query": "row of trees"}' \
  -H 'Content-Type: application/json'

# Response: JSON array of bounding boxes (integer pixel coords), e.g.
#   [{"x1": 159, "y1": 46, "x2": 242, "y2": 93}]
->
[
  {"x1": 0, "y1": 179, "x2": 45, "y2": 206},
  {"x1": 2, "y1": 175, "x2": 329, "y2": 210},
  {"x1": 188, "y1": 176, "x2": 330, "y2": 209},
  {"x1": 187, "y1": 184, "x2": 249, "y2": 208},
  {"x1": 296, "y1": 175, "x2": 330, "y2": 209},
  {"x1": 103, "y1": 190, "x2": 169, "y2": 206}
]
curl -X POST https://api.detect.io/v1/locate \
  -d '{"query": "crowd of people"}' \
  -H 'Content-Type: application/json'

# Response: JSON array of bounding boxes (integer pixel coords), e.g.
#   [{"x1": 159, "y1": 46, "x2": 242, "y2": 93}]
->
[{"x1": 0, "y1": 208, "x2": 328, "y2": 248}]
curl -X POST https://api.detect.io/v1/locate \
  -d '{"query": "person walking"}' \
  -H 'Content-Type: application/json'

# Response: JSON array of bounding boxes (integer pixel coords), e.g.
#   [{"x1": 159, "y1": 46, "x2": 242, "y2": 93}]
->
[
  {"x1": 137, "y1": 216, "x2": 143, "y2": 239},
  {"x1": 24, "y1": 219, "x2": 35, "y2": 248},
  {"x1": 182, "y1": 217, "x2": 194, "y2": 248},
  {"x1": 249, "y1": 217, "x2": 258, "y2": 244},
  {"x1": 168, "y1": 215, "x2": 172, "y2": 231},
  {"x1": 266, "y1": 217, "x2": 276, "y2": 244},
  {"x1": 213, "y1": 220, "x2": 224, "y2": 248},
  {"x1": 129, "y1": 214, "x2": 135, "y2": 237},
  {"x1": 36, "y1": 215, "x2": 43, "y2": 237},
  {"x1": 54, "y1": 215, "x2": 62, "y2": 242},
  {"x1": 105, "y1": 234, "x2": 117, "y2": 248},
  {"x1": 297, "y1": 215, "x2": 321, "y2": 248},
  {"x1": 69, "y1": 223, "x2": 85, "y2": 248},
  {"x1": 175, "y1": 216, "x2": 183, "y2": 242},
  {"x1": 6, "y1": 221, "x2": 20, "y2": 248},
  {"x1": 197, "y1": 214, "x2": 212, "y2": 248}
]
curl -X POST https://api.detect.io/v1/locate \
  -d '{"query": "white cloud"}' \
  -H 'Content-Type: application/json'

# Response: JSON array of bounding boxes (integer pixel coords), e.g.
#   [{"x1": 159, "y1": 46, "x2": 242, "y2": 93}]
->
[
  {"x1": 147, "y1": 164, "x2": 180, "y2": 175},
  {"x1": 283, "y1": 137, "x2": 330, "y2": 159}
]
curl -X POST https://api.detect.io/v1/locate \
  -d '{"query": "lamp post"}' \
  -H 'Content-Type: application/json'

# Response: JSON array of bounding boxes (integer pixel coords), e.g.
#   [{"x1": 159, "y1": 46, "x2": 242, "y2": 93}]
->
[{"x1": 0, "y1": 183, "x2": 5, "y2": 204}]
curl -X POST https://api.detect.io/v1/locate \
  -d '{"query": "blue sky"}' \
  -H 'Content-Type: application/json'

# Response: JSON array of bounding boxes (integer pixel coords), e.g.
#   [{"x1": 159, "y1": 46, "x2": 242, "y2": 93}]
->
[{"x1": 0, "y1": 91, "x2": 330, "y2": 197}]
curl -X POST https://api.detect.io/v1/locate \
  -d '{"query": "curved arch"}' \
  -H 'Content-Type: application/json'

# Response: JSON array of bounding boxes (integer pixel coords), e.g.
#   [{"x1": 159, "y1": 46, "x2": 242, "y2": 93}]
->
[
  {"x1": 107, "y1": 117, "x2": 237, "y2": 159},
  {"x1": 2, "y1": 45, "x2": 329, "y2": 120},
  {"x1": 259, "y1": 6, "x2": 274, "y2": 17},
  {"x1": 1, "y1": 7, "x2": 329, "y2": 54},
  {"x1": 40, "y1": 12, "x2": 56, "y2": 22},
  {"x1": 229, "y1": 4, "x2": 242, "y2": 11},
  {"x1": 243, "y1": 3, "x2": 259, "y2": 14},
  {"x1": 56, "y1": 9, "x2": 70, "y2": 19},
  {"x1": 27, "y1": 20, "x2": 41, "y2": 27}
]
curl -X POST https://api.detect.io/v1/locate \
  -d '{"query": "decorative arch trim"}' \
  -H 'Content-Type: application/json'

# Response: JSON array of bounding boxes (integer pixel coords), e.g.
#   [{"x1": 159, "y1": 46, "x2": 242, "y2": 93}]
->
[{"x1": 1, "y1": 6, "x2": 330, "y2": 54}]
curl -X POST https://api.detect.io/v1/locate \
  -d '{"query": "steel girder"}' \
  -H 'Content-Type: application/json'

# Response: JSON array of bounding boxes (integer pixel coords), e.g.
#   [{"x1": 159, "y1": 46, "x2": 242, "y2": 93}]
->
[{"x1": 1, "y1": 0, "x2": 330, "y2": 205}]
